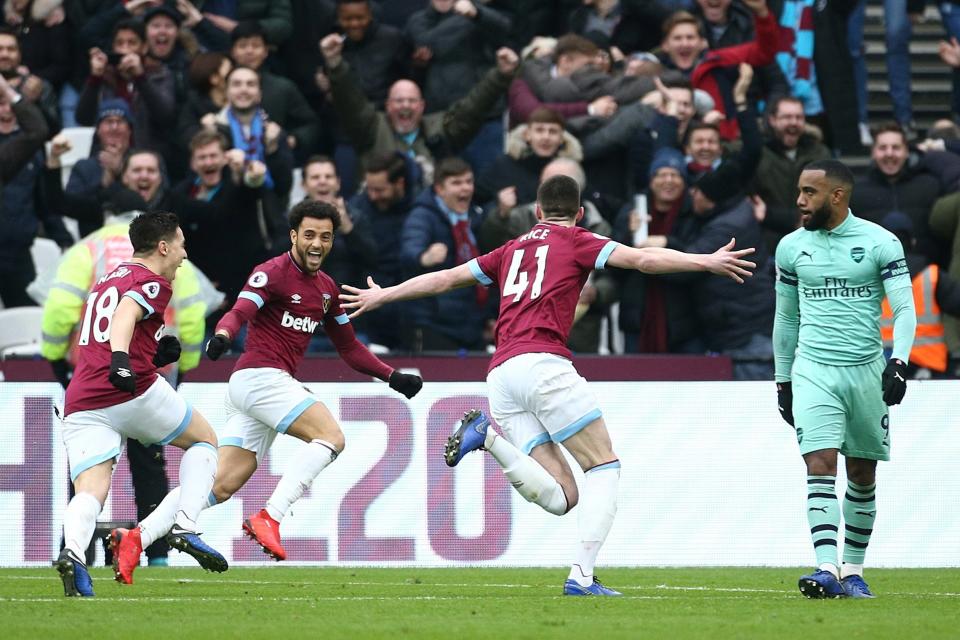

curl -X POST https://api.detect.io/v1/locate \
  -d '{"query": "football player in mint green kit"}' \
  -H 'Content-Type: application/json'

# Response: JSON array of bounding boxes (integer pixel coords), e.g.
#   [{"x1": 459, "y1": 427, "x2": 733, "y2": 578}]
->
[{"x1": 773, "y1": 160, "x2": 916, "y2": 599}]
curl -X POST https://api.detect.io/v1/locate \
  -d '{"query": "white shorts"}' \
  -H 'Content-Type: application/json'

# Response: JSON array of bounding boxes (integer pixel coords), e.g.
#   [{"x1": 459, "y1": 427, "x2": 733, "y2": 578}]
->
[
  {"x1": 486, "y1": 352, "x2": 602, "y2": 455},
  {"x1": 221, "y1": 367, "x2": 317, "y2": 462},
  {"x1": 62, "y1": 375, "x2": 192, "y2": 481}
]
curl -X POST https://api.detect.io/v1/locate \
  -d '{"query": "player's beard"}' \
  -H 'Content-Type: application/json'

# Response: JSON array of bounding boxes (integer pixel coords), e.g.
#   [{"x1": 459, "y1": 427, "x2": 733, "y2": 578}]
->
[
  {"x1": 801, "y1": 202, "x2": 831, "y2": 231},
  {"x1": 295, "y1": 244, "x2": 323, "y2": 273}
]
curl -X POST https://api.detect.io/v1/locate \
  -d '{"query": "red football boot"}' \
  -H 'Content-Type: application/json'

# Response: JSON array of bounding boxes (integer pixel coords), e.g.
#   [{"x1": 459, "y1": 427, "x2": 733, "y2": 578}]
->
[
  {"x1": 242, "y1": 509, "x2": 286, "y2": 560},
  {"x1": 110, "y1": 527, "x2": 143, "y2": 584}
]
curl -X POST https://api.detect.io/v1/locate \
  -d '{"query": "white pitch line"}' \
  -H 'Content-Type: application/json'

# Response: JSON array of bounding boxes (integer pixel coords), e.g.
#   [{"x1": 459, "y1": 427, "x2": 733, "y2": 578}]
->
[
  {"x1": 0, "y1": 595, "x2": 672, "y2": 603},
  {"x1": 3, "y1": 575, "x2": 958, "y2": 598}
]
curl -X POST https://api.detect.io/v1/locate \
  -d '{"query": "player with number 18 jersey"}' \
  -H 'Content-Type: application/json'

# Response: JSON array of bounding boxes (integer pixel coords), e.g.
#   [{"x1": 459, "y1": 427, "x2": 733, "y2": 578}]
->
[{"x1": 65, "y1": 262, "x2": 172, "y2": 416}]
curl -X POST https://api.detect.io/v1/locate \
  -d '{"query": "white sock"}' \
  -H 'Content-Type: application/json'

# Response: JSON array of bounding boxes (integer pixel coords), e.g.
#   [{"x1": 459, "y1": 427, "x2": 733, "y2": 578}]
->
[
  {"x1": 265, "y1": 440, "x2": 337, "y2": 521},
  {"x1": 819, "y1": 562, "x2": 840, "y2": 578},
  {"x1": 568, "y1": 461, "x2": 620, "y2": 587},
  {"x1": 487, "y1": 434, "x2": 568, "y2": 516},
  {"x1": 840, "y1": 562, "x2": 863, "y2": 579},
  {"x1": 63, "y1": 492, "x2": 101, "y2": 562},
  {"x1": 173, "y1": 442, "x2": 218, "y2": 532},
  {"x1": 140, "y1": 487, "x2": 180, "y2": 547}
]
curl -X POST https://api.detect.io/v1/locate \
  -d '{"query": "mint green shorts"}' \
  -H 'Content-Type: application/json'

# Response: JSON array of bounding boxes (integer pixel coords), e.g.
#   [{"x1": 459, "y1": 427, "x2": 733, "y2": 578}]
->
[{"x1": 791, "y1": 355, "x2": 890, "y2": 461}]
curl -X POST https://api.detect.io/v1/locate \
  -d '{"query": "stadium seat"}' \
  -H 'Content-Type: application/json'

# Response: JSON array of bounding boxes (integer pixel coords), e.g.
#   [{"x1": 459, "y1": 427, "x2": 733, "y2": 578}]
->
[
  {"x1": 0, "y1": 306, "x2": 44, "y2": 358},
  {"x1": 30, "y1": 237, "x2": 62, "y2": 276},
  {"x1": 46, "y1": 126, "x2": 95, "y2": 188}
]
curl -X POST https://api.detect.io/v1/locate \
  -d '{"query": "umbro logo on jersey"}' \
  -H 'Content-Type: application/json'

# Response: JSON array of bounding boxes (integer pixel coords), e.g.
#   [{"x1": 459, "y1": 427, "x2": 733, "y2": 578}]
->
[
  {"x1": 281, "y1": 310, "x2": 318, "y2": 333},
  {"x1": 291, "y1": 294, "x2": 302, "y2": 304},
  {"x1": 115, "y1": 368, "x2": 132, "y2": 378}
]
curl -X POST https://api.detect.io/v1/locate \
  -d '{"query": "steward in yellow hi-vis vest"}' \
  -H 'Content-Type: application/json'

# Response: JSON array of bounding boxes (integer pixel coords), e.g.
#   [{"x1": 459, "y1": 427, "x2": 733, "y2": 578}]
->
[{"x1": 28, "y1": 212, "x2": 224, "y2": 385}]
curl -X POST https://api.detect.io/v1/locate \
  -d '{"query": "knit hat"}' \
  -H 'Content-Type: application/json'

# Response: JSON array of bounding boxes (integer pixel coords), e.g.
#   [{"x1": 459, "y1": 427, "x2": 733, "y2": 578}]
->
[
  {"x1": 96, "y1": 99, "x2": 133, "y2": 126},
  {"x1": 694, "y1": 160, "x2": 743, "y2": 204},
  {"x1": 143, "y1": 4, "x2": 183, "y2": 26},
  {"x1": 648, "y1": 148, "x2": 688, "y2": 182}
]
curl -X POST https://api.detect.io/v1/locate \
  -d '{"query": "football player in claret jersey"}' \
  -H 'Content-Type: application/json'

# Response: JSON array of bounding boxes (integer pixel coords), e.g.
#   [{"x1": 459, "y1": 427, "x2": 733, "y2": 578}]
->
[
  {"x1": 55, "y1": 211, "x2": 226, "y2": 597},
  {"x1": 341, "y1": 175, "x2": 756, "y2": 595},
  {"x1": 133, "y1": 199, "x2": 423, "y2": 562}
]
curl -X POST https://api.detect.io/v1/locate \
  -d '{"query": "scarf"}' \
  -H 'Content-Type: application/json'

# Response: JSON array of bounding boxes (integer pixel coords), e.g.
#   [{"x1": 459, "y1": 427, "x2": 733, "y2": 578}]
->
[
  {"x1": 638, "y1": 198, "x2": 683, "y2": 353},
  {"x1": 435, "y1": 194, "x2": 488, "y2": 308},
  {"x1": 775, "y1": 0, "x2": 823, "y2": 115},
  {"x1": 227, "y1": 107, "x2": 274, "y2": 189}
]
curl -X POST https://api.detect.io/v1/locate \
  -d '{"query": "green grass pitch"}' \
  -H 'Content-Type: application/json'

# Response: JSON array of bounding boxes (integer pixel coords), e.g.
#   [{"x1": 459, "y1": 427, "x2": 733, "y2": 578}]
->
[{"x1": 1, "y1": 567, "x2": 958, "y2": 639}]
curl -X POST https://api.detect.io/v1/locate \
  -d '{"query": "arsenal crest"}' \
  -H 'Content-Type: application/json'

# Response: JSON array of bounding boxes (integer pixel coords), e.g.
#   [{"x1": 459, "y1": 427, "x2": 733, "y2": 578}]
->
[{"x1": 850, "y1": 247, "x2": 865, "y2": 263}]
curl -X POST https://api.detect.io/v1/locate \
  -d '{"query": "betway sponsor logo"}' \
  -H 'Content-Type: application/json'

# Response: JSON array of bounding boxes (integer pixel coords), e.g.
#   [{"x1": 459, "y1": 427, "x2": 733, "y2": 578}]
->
[{"x1": 281, "y1": 310, "x2": 319, "y2": 333}]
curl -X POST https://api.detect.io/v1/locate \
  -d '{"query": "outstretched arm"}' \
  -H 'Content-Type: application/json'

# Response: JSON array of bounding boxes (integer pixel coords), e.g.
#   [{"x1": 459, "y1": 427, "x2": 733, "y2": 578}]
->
[
  {"x1": 340, "y1": 263, "x2": 477, "y2": 318},
  {"x1": 213, "y1": 296, "x2": 260, "y2": 340},
  {"x1": 605, "y1": 238, "x2": 756, "y2": 283}
]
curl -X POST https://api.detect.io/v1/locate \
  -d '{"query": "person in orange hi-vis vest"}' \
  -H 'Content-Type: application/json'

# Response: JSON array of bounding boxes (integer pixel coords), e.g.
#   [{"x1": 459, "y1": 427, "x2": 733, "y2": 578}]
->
[{"x1": 880, "y1": 212, "x2": 960, "y2": 376}]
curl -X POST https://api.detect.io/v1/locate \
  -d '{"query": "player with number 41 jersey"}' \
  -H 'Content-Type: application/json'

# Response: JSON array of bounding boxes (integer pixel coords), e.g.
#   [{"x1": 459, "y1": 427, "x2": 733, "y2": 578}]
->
[{"x1": 341, "y1": 175, "x2": 756, "y2": 596}]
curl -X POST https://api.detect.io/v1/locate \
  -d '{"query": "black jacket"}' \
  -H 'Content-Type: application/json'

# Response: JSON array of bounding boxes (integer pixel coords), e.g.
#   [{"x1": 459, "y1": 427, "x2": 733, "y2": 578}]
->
[
  {"x1": 666, "y1": 198, "x2": 775, "y2": 351},
  {"x1": 851, "y1": 163, "x2": 942, "y2": 262}
]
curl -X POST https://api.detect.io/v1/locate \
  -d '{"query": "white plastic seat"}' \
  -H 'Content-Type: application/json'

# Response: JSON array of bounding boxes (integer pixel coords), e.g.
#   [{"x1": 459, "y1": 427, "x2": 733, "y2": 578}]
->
[{"x1": 0, "y1": 306, "x2": 45, "y2": 358}]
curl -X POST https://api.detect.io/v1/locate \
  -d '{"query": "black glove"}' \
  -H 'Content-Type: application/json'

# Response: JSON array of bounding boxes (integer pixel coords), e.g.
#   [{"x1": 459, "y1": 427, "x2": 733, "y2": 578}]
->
[
  {"x1": 153, "y1": 335, "x2": 181, "y2": 367},
  {"x1": 206, "y1": 334, "x2": 229, "y2": 360},
  {"x1": 50, "y1": 359, "x2": 73, "y2": 389},
  {"x1": 108, "y1": 351, "x2": 136, "y2": 395},
  {"x1": 882, "y1": 358, "x2": 908, "y2": 406},
  {"x1": 389, "y1": 371, "x2": 423, "y2": 399},
  {"x1": 776, "y1": 381, "x2": 794, "y2": 427}
]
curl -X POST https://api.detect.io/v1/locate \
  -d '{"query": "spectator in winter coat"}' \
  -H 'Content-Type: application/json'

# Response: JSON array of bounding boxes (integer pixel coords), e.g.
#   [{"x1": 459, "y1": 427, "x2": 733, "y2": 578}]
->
[
  {"x1": 0, "y1": 72, "x2": 58, "y2": 307},
  {"x1": 347, "y1": 151, "x2": 420, "y2": 349},
  {"x1": 851, "y1": 122, "x2": 942, "y2": 263},
  {"x1": 751, "y1": 96, "x2": 831, "y2": 252},
  {"x1": 404, "y1": 0, "x2": 511, "y2": 112},
  {"x1": 399, "y1": 156, "x2": 491, "y2": 352},
  {"x1": 475, "y1": 107, "x2": 583, "y2": 209},
  {"x1": 320, "y1": 32, "x2": 519, "y2": 191}
]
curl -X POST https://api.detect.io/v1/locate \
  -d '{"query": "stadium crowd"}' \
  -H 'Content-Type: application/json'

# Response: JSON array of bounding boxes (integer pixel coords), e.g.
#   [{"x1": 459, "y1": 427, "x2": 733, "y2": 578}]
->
[{"x1": 3, "y1": 0, "x2": 960, "y2": 379}]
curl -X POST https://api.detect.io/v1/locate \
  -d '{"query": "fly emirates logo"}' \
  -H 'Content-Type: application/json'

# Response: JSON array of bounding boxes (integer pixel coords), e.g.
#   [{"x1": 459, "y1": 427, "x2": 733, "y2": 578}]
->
[{"x1": 281, "y1": 310, "x2": 319, "y2": 333}]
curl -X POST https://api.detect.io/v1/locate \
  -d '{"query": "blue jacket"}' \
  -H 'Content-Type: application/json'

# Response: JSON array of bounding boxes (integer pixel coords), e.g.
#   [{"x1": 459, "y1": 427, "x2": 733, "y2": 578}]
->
[{"x1": 399, "y1": 188, "x2": 488, "y2": 348}]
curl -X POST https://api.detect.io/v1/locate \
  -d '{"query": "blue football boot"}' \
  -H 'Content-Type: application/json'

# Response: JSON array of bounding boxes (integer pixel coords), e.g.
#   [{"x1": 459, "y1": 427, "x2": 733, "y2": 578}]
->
[
  {"x1": 563, "y1": 577, "x2": 622, "y2": 596},
  {"x1": 798, "y1": 569, "x2": 846, "y2": 598},
  {"x1": 444, "y1": 409, "x2": 489, "y2": 467},
  {"x1": 166, "y1": 528, "x2": 228, "y2": 573},
  {"x1": 841, "y1": 575, "x2": 876, "y2": 598},
  {"x1": 55, "y1": 548, "x2": 94, "y2": 597}
]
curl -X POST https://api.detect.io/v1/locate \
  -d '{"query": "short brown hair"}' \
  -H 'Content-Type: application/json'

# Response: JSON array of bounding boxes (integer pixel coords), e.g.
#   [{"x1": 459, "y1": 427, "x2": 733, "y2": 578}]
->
[
  {"x1": 527, "y1": 107, "x2": 565, "y2": 128},
  {"x1": 301, "y1": 154, "x2": 336, "y2": 181},
  {"x1": 366, "y1": 151, "x2": 406, "y2": 182},
  {"x1": 434, "y1": 156, "x2": 473, "y2": 185},
  {"x1": 768, "y1": 95, "x2": 804, "y2": 118},
  {"x1": 662, "y1": 11, "x2": 702, "y2": 38},
  {"x1": 553, "y1": 34, "x2": 598, "y2": 63},
  {"x1": 872, "y1": 121, "x2": 907, "y2": 147},
  {"x1": 188, "y1": 52, "x2": 229, "y2": 93},
  {"x1": 537, "y1": 175, "x2": 580, "y2": 219},
  {"x1": 189, "y1": 129, "x2": 228, "y2": 153}
]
